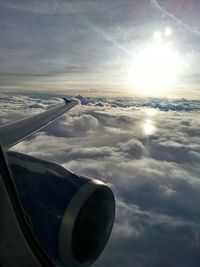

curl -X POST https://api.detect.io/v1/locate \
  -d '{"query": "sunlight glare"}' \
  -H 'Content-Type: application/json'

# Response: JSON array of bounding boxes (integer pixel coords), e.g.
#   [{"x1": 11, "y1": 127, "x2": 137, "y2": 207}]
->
[
  {"x1": 127, "y1": 43, "x2": 184, "y2": 96},
  {"x1": 153, "y1": 31, "x2": 162, "y2": 41},
  {"x1": 145, "y1": 108, "x2": 157, "y2": 116},
  {"x1": 143, "y1": 119, "x2": 155, "y2": 135},
  {"x1": 165, "y1": 27, "x2": 172, "y2": 37}
]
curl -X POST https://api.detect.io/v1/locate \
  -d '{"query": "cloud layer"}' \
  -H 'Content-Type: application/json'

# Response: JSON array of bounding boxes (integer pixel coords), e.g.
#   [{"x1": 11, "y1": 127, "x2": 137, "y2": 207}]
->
[{"x1": 0, "y1": 94, "x2": 200, "y2": 267}]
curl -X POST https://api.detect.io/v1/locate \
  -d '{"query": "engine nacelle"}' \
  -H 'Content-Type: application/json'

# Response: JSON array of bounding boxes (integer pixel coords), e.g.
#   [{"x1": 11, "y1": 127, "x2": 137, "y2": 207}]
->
[{"x1": 5, "y1": 151, "x2": 115, "y2": 267}]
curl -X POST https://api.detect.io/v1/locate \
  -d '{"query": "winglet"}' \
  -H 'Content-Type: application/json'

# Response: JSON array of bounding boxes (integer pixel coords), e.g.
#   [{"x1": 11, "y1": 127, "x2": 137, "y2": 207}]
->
[
  {"x1": 63, "y1": 97, "x2": 79, "y2": 105},
  {"x1": 62, "y1": 98, "x2": 71, "y2": 104}
]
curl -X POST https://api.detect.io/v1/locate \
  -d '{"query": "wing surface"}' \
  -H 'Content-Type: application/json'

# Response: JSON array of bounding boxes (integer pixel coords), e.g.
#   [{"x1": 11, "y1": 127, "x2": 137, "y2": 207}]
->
[{"x1": 0, "y1": 98, "x2": 77, "y2": 149}]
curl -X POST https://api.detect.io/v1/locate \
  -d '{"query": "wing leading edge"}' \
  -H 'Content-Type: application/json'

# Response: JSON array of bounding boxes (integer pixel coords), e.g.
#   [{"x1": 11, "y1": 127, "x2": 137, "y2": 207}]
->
[{"x1": 0, "y1": 98, "x2": 78, "y2": 150}]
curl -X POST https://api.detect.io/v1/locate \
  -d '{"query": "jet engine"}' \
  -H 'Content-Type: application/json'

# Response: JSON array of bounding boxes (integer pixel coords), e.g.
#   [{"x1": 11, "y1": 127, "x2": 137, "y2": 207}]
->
[{"x1": 0, "y1": 150, "x2": 115, "y2": 267}]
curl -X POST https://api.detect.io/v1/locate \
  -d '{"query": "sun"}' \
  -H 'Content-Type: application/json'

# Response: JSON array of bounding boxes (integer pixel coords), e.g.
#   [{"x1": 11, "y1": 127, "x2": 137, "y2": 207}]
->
[{"x1": 127, "y1": 43, "x2": 183, "y2": 97}]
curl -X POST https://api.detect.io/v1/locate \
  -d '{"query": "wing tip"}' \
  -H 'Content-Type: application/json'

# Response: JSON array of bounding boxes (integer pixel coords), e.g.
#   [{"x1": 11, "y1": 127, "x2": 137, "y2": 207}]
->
[
  {"x1": 62, "y1": 97, "x2": 71, "y2": 104},
  {"x1": 62, "y1": 97, "x2": 79, "y2": 105}
]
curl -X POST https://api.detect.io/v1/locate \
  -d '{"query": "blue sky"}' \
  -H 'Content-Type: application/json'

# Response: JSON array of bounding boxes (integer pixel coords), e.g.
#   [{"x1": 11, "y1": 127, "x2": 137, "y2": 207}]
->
[{"x1": 0, "y1": 0, "x2": 200, "y2": 98}]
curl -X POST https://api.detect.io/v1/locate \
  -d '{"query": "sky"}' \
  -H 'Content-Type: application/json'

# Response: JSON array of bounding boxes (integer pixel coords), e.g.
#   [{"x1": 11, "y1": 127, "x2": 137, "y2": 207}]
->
[
  {"x1": 0, "y1": 1, "x2": 200, "y2": 266},
  {"x1": 0, "y1": 93, "x2": 200, "y2": 267},
  {"x1": 0, "y1": 0, "x2": 200, "y2": 99}
]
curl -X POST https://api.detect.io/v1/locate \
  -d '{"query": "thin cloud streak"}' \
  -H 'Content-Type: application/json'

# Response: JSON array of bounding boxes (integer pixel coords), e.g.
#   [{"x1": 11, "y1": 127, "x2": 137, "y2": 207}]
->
[{"x1": 151, "y1": 0, "x2": 200, "y2": 36}]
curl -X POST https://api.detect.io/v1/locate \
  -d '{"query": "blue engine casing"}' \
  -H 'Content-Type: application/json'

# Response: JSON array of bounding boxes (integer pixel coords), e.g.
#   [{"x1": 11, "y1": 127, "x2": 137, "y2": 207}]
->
[{"x1": 6, "y1": 151, "x2": 115, "y2": 267}]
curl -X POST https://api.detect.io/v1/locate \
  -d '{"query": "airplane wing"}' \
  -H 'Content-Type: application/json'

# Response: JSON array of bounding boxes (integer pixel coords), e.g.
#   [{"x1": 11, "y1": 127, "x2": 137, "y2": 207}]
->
[{"x1": 0, "y1": 98, "x2": 78, "y2": 150}]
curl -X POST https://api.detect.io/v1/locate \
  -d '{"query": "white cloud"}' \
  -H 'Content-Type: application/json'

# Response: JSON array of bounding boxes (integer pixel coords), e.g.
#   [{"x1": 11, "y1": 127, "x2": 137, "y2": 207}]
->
[{"x1": 1, "y1": 94, "x2": 200, "y2": 267}]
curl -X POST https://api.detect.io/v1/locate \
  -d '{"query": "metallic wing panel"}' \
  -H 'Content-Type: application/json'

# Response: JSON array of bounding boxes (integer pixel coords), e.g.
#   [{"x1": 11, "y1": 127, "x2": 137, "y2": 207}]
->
[{"x1": 0, "y1": 98, "x2": 77, "y2": 149}]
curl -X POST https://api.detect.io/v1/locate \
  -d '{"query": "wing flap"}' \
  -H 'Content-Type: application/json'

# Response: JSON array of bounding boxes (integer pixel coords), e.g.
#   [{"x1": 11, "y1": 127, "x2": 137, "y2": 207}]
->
[{"x1": 0, "y1": 98, "x2": 78, "y2": 150}]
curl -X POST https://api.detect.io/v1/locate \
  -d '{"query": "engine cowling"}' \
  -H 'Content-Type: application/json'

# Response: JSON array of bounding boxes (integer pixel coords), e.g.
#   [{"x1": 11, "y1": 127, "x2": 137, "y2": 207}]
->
[{"x1": 6, "y1": 151, "x2": 115, "y2": 267}]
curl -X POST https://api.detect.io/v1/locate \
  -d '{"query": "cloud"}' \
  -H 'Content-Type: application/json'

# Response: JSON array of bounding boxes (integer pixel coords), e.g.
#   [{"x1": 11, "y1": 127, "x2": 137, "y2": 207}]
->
[
  {"x1": 116, "y1": 138, "x2": 146, "y2": 159},
  {"x1": 0, "y1": 94, "x2": 200, "y2": 267},
  {"x1": 76, "y1": 95, "x2": 200, "y2": 112}
]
